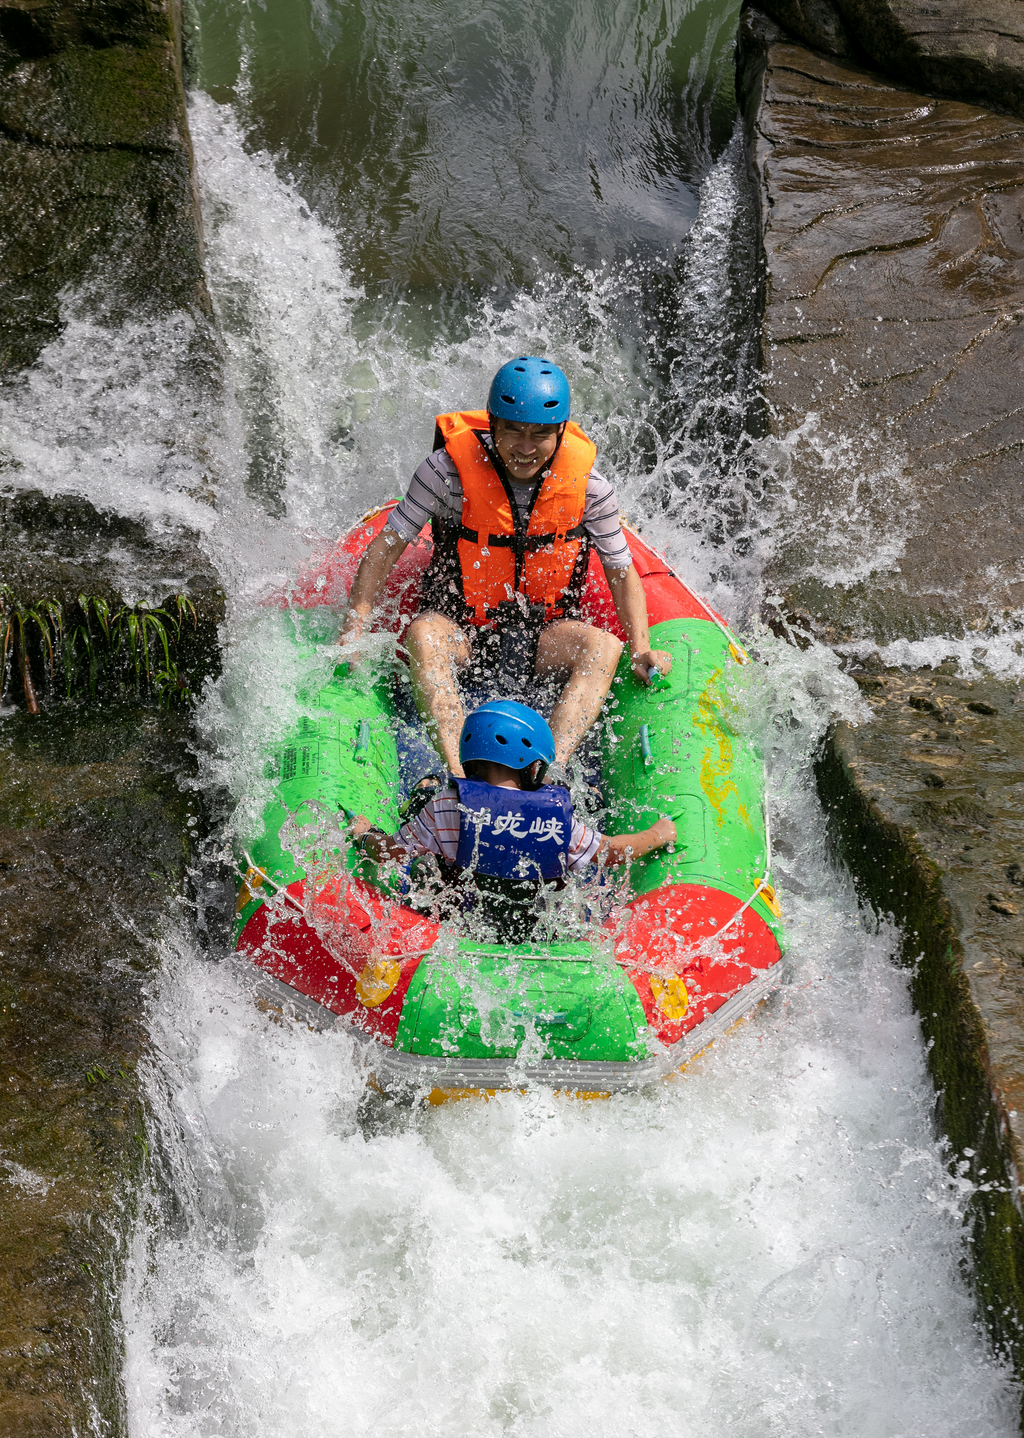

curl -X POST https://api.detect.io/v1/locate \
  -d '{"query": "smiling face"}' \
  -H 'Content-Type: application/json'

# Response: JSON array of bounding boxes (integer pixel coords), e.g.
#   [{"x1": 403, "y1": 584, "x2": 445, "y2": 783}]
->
[{"x1": 491, "y1": 418, "x2": 563, "y2": 482}]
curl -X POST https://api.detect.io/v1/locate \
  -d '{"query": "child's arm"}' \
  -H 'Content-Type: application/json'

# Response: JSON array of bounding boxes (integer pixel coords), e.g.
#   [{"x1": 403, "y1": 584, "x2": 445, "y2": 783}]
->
[
  {"x1": 598, "y1": 816, "x2": 676, "y2": 867},
  {"x1": 349, "y1": 815, "x2": 415, "y2": 864}
]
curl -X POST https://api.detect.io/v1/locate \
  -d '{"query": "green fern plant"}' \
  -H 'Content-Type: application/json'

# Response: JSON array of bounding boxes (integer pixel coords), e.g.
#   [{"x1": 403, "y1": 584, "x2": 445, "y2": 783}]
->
[{"x1": 1, "y1": 587, "x2": 199, "y2": 712}]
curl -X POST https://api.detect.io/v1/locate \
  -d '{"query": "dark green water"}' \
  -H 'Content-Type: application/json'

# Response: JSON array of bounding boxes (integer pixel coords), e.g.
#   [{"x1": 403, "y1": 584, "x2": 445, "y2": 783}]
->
[{"x1": 192, "y1": 0, "x2": 740, "y2": 296}]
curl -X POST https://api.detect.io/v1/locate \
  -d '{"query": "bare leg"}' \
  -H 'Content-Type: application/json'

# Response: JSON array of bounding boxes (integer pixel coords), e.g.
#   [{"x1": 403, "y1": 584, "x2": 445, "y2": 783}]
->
[
  {"x1": 405, "y1": 612, "x2": 472, "y2": 776},
  {"x1": 535, "y1": 621, "x2": 622, "y2": 766}
]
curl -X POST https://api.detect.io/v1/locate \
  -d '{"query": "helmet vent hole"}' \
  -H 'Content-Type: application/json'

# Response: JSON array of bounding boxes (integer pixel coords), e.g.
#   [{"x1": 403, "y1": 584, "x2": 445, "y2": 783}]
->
[
  {"x1": 514, "y1": 365, "x2": 526, "y2": 372},
  {"x1": 501, "y1": 393, "x2": 515, "y2": 404},
  {"x1": 522, "y1": 737, "x2": 532, "y2": 747},
  {"x1": 543, "y1": 399, "x2": 558, "y2": 407},
  {"x1": 496, "y1": 734, "x2": 508, "y2": 744}
]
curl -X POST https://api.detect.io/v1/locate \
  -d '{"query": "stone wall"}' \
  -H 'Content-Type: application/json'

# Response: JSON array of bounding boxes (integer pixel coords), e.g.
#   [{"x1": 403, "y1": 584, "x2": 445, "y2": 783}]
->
[
  {"x1": 817, "y1": 671, "x2": 1024, "y2": 1386},
  {"x1": 0, "y1": 709, "x2": 198, "y2": 1437},
  {"x1": 0, "y1": 0, "x2": 216, "y2": 1430},
  {"x1": 752, "y1": 0, "x2": 1024, "y2": 117},
  {"x1": 739, "y1": 7, "x2": 1024, "y2": 1404},
  {"x1": 0, "y1": 0, "x2": 209, "y2": 375},
  {"x1": 739, "y1": 11, "x2": 1024, "y2": 644}
]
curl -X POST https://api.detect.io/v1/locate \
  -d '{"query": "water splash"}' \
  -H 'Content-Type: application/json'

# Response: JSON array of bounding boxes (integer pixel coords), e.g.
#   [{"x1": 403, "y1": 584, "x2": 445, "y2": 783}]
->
[{"x1": 0, "y1": 304, "x2": 219, "y2": 537}]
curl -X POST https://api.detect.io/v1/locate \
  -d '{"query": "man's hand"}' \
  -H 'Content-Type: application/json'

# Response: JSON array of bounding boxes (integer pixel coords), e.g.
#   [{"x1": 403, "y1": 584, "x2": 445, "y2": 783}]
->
[
  {"x1": 349, "y1": 814, "x2": 371, "y2": 837},
  {"x1": 631, "y1": 648, "x2": 673, "y2": 686},
  {"x1": 605, "y1": 567, "x2": 673, "y2": 689},
  {"x1": 338, "y1": 610, "x2": 367, "y2": 669}
]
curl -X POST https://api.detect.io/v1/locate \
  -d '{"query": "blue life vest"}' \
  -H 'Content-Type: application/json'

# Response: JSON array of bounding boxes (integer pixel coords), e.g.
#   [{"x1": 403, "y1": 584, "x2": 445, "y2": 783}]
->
[{"x1": 453, "y1": 779, "x2": 572, "y2": 882}]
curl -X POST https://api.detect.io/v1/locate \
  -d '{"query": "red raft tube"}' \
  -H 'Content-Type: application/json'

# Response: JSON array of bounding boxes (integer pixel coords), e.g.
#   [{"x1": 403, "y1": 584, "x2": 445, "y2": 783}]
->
[{"x1": 234, "y1": 503, "x2": 786, "y2": 1097}]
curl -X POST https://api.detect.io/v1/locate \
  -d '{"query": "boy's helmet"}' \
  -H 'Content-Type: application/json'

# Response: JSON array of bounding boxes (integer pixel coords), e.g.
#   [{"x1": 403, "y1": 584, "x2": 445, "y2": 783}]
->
[
  {"x1": 487, "y1": 357, "x2": 570, "y2": 424},
  {"x1": 459, "y1": 701, "x2": 556, "y2": 774}
]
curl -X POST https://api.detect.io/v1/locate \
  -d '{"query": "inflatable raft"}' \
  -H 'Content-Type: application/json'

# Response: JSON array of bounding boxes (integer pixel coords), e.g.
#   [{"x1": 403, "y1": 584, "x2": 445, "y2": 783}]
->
[{"x1": 234, "y1": 503, "x2": 785, "y2": 1096}]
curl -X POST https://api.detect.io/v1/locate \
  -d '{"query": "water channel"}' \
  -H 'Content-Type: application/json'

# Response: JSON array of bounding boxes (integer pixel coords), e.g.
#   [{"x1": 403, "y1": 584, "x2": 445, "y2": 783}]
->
[{"x1": 6, "y1": 0, "x2": 1020, "y2": 1428}]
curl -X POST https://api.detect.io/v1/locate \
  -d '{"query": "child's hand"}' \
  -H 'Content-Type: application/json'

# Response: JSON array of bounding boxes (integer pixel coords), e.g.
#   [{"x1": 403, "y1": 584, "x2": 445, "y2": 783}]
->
[
  {"x1": 349, "y1": 814, "x2": 371, "y2": 837},
  {"x1": 599, "y1": 815, "x2": 676, "y2": 867}
]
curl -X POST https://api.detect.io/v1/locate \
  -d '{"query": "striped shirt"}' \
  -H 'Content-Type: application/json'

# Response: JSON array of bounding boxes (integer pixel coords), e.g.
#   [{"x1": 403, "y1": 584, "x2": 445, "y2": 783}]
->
[
  {"x1": 387, "y1": 434, "x2": 632, "y2": 572},
  {"x1": 398, "y1": 785, "x2": 602, "y2": 872}
]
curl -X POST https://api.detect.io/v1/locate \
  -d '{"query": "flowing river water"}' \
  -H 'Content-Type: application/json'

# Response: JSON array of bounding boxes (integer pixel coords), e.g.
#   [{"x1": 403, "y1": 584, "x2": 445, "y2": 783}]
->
[{"x1": 4, "y1": 0, "x2": 1021, "y2": 1429}]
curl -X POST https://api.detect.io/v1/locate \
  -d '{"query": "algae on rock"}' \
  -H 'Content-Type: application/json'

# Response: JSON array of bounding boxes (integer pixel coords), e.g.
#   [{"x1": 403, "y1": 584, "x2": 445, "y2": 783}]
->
[{"x1": 0, "y1": 0, "x2": 209, "y2": 374}]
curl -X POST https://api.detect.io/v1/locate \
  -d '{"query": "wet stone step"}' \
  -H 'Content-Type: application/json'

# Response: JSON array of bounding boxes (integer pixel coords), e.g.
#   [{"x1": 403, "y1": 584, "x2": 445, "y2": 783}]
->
[{"x1": 0, "y1": 706, "x2": 201, "y2": 1436}]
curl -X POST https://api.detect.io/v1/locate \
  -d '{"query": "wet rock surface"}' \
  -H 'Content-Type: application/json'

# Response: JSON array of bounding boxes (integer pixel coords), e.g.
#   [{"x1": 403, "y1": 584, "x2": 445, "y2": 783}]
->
[
  {"x1": 740, "y1": 14, "x2": 1024, "y2": 1400},
  {"x1": 0, "y1": 491, "x2": 224, "y2": 621},
  {"x1": 0, "y1": 0, "x2": 209, "y2": 375},
  {"x1": 740, "y1": 15, "x2": 1024, "y2": 644},
  {"x1": 1, "y1": 488, "x2": 222, "y2": 611},
  {"x1": 752, "y1": 0, "x2": 1024, "y2": 116},
  {"x1": 818, "y1": 668, "x2": 1024, "y2": 1383},
  {"x1": 0, "y1": 706, "x2": 197, "y2": 1436},
  {"x1": 0, "y1": 0, "x2": 219, "y2": 1422}
]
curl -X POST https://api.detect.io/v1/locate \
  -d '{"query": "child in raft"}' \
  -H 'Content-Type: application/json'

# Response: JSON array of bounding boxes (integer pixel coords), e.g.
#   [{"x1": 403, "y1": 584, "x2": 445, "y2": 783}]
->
[{"x1": 350, "y1": 700, "x2": 675, "y2": 943}]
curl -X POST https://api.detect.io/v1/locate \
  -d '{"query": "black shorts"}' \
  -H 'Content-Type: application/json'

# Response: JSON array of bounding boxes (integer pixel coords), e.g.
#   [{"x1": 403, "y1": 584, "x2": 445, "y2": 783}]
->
[{"x1": 461, "y1": 602, "x2": 547, "y2": 695}]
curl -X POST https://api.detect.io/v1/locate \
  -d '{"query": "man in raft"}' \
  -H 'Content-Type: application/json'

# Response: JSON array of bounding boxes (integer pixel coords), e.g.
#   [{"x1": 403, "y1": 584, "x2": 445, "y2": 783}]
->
[{"x1": 340, "y1": 356, "x2": 671, "y2": 775}]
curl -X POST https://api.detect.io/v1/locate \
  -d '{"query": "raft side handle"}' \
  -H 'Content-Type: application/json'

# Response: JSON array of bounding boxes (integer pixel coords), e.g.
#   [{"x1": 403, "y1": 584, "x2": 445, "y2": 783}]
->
[
  {"x1": 240, "y1": 850, "x2": 304, "y2": 916},
  {"x1": 354, "y1": 717, "x2": 371, "y2": 764},
  {"x1": 639, "y1": 724, "x2": 655, "y2": 767}
]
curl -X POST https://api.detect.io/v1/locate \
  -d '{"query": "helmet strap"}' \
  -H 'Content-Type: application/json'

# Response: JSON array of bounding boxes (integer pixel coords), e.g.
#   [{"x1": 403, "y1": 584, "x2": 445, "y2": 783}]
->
[{"x1": 520, "y1": 759, "x2": 548, "y2": 792}]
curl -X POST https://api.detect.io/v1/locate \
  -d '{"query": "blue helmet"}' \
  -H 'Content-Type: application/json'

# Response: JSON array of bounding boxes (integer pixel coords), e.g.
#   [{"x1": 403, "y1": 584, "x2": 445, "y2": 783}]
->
[
  {"x1": 487, "y1": 357, "x2": 571, "y2": 425},
  {"x1": 459, "y1": 700, "x2": 556, "y2": 772}
]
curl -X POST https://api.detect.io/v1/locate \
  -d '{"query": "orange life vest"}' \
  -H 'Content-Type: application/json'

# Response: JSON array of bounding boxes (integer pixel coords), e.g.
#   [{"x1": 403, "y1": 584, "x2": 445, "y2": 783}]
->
[{"x1": 425, "y1": 409, "x2": 597, "y2": 626}]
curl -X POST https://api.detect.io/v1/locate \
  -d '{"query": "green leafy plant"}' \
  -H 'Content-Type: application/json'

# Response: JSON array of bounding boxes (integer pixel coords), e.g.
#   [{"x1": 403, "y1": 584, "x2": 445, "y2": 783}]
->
[{"x1": 1, "y1": 587, "x2": 199, "y2": 713}]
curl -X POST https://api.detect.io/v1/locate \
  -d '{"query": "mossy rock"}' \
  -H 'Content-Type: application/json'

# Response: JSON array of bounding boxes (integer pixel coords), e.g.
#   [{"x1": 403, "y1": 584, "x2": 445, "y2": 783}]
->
[
  {"x1": 0, "y1": 41, "x2": 183, "y2": 147},
  {"x1": 0, "y1": 704, "x2": 201, "y2": 1433}
]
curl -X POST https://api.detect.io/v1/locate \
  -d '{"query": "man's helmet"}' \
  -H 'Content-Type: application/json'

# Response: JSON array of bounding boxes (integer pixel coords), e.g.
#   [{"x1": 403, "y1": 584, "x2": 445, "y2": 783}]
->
[
  {"x1": 487, "y1": 357, "x2": 571, "y2": 425},
  {"x1": 459, "y1": 700, "x2": 556, "y2": 786}
]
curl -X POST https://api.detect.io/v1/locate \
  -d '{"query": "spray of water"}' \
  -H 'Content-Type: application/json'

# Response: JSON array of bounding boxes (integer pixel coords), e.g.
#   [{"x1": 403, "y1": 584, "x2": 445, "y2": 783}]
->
[{"x1": 121, "y1": 632, "x2": 1018, "y2": 1436}]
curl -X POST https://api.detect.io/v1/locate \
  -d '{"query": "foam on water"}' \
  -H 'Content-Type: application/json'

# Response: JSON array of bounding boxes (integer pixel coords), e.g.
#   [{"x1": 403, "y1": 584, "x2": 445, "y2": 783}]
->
[
  {"x1": 836, "y1": 623, "x2": 1024, "y2": 683},
  {"x1": 0, "y1": 305, "x2": 219, "y2": 541},
  {"x1": 762, "y1": 411, "x2": 922, "y2": 596}
]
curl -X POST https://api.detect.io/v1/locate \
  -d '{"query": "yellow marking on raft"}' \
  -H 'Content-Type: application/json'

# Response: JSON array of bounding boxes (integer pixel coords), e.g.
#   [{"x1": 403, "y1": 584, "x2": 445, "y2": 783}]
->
[
  {"x1": 692, "y1": 667, "x2": 753, "y2": 831},
  {"x1": 649, "y1": 974, "x2": 689, "y2": 1021},
  {"x1": 236, "y1": 866, "x2": 266, "y2": 913},
  {"x1": 757, "y1": 881, "x2": 783, "y2": 918},
  {"x1": 356, "y1": 957, "x2": 402, "y2": 1007},
  {"x1": 424, "y1": 1087, "x2": 612, "y2": 1106}
]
